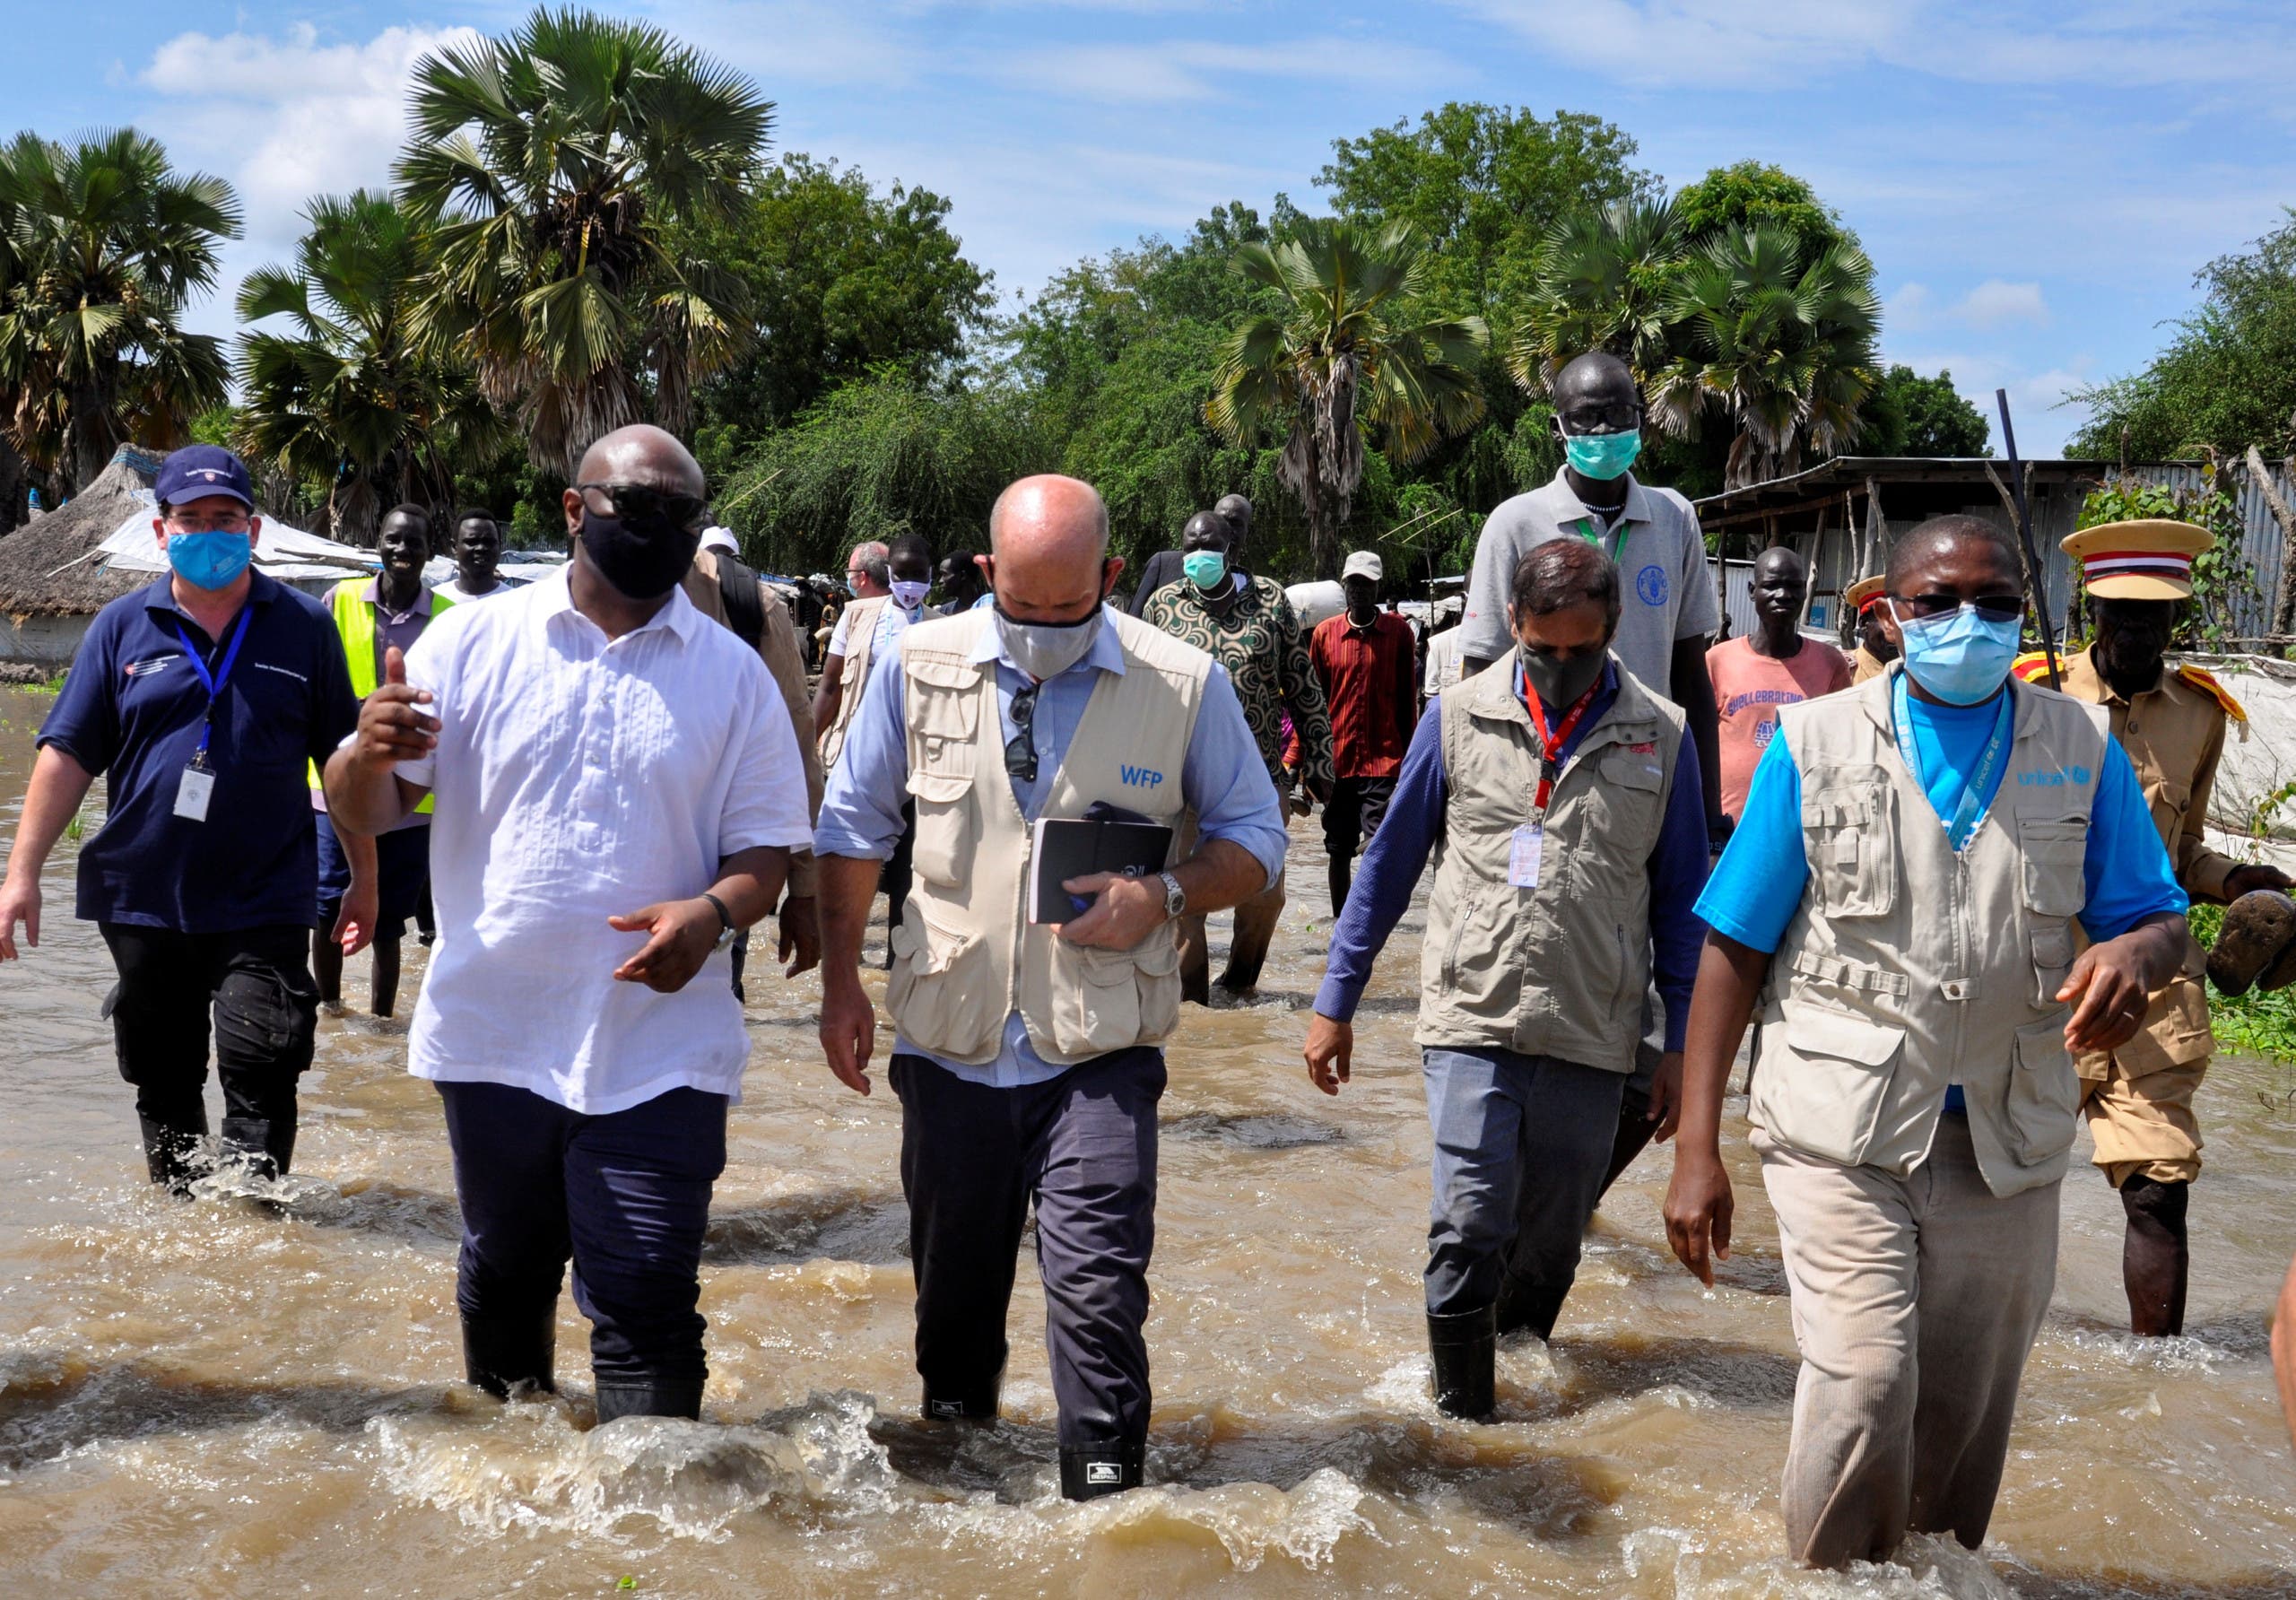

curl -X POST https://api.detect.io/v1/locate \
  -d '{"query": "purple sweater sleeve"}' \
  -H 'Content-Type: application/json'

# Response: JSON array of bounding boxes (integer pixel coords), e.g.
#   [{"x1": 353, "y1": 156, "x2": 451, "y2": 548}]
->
[{"x1": 1312, "y1": 702, "x2": 1448, "y2": 1021}]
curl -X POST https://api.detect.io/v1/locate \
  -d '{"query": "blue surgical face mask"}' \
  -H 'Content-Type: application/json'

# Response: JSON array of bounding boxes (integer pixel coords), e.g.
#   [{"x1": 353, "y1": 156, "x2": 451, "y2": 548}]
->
[
  {"x1": 1184, "y1": 550, "x2": 1229, "y2": 591},
  {"x1": 1562, "y1": 429, "x2": 1642, "y2": 482},
  {"x1": 167, "y1": 528, "x2": 252, "y2": 590},
  {"x1": 1895, "y1": 604, "x2": 2022, "y2": 705}
]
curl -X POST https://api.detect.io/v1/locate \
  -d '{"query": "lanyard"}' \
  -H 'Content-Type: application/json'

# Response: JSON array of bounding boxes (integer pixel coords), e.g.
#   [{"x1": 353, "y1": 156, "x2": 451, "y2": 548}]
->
[
  {"x1": 171, "y1": 604, "x2": 252, "y2": 765},
  {"x1": 1522, "y1": 674, "x2": 1601, "y2": 813},
  {"x1": 1891, "y1": 672, "x2": 2013, "y2": 853},
  {"x1": 1576, "y1": 515, "x2": 1626, "y2": 562}
]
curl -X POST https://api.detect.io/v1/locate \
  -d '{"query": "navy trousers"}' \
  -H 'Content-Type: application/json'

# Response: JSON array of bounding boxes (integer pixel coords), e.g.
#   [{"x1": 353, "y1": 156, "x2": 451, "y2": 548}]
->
[
  {"x1": 890, "y1": 1048, "x2": 1164, "y2": 1448},
  {"x1": 438, "y1": 1081, "x2": 728, "y2": 1385},
  {"x1": 1422, "y1": 1048, "x2": 1625, "y2": 1318}
]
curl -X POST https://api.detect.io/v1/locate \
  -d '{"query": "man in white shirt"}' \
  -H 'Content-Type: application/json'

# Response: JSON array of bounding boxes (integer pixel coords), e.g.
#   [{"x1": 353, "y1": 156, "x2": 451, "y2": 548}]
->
[
  {"x1": 326, "y1": 425, "x2": 812, "y2": 1425},
  {"x1": 430, "y1": 509, "x2": 524, "y2": 604}
]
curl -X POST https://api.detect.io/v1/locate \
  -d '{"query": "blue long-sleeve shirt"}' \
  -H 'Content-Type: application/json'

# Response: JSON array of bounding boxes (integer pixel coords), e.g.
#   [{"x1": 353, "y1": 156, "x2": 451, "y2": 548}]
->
[
  {"x1": 814, "y1": 605, "x2": 1291, "y2": 1087},
  {"x1": 1312, "y1": 661, "x2": 1710, "y2": 1051}
]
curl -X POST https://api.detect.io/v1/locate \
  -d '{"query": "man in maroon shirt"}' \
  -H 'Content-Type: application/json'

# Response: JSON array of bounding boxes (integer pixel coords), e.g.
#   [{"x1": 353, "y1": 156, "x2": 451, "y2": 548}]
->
[{"x1": 1310, "y1": 552, "x2": 1418, "y2": 915}]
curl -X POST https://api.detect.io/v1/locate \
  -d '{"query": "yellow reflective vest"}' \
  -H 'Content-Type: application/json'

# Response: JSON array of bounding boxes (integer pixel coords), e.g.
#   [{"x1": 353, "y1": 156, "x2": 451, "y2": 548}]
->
[{"x1": 308, "y1": 578, "x2": 451, "y2": 812}]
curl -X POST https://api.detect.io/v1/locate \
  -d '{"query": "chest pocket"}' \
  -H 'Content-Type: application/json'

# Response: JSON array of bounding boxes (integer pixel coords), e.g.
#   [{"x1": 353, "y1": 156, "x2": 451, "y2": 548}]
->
[
  {"x1": 1803, "y1": 777, "x2": 1897, "y2": 917},
  {"x1": 906, "y1": 658, "x2": 984, "y2": 888},
  {"x1": 2143, "y1": 778, "x2": 2191, "y2": 845},
  {"x1": 2017, "y1": 819, "x2": 2087, "y2": 918},
  {"x1": 1566, "y1": 746, "x2": 1666, "y2": 903}
]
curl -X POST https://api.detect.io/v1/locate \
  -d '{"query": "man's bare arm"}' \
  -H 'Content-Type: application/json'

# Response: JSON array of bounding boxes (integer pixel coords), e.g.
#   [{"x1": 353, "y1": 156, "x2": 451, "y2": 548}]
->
[{"x1": 0, "y1": 745, "x2": 98, "y2": 959}]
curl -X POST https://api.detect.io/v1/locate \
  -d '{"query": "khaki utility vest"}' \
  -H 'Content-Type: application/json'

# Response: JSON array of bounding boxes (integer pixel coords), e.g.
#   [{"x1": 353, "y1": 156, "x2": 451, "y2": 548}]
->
[
  {"x1": 1415, "y1": 654, "x2": 1685, "y2": 1069},
  {"x1": 819, "y1": 595, "x2": 891, "y2": 771},
  {"x1": 1752, "y1": 666, "x2": 2111, "y2": 1197},
  {"x1": 886, "y1": 607, "x2": 1211, "y2": 1065}
]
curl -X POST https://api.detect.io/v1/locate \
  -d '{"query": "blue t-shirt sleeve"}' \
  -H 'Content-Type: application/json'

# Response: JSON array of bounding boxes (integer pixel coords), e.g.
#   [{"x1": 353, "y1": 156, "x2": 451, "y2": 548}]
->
[
  {"x1": 1693, "y1": 731, "x2": 1807, "y2": 952},
  {"x1": 2079, "y1": 736, "x2": 2188, "y2": 941},
  {"x1": 36, "y1": 609, "x2": 119, "y2": 774}
]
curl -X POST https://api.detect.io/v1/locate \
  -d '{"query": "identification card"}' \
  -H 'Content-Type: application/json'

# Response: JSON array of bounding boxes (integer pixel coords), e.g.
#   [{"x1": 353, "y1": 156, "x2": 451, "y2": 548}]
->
[
  {"x1": 174, "y1": 765, "x2": 215, "y2": 822},
  {"x1": 1508, "y1": 823, "x2": 1544, "y2": 889}
]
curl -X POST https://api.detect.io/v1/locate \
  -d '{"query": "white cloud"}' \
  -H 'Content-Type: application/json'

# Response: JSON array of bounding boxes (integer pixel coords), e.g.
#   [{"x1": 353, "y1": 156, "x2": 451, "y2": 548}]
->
[
  {"x1": 994, "y1": 36, "x2": 1457, "y2": 103},
  {"x1": 1954, "y1": 279, "x2": 2048, "y2": 328}
]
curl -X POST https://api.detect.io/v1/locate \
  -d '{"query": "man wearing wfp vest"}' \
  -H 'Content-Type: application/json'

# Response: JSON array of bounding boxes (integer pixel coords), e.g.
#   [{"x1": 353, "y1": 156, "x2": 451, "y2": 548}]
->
[
  {"x1": 1302, "y1": 537, "x2": 1710, "y2": 1420},
  {"x1": 1665, "y1": 516, "x2": 2189, "y2": 1568},
  {"x1": 813, "y1": 474, "x2": 1287, "y2": 1500},
  {"x1": 311, "y1": 504, "x2": 449, "y2": 1017}
]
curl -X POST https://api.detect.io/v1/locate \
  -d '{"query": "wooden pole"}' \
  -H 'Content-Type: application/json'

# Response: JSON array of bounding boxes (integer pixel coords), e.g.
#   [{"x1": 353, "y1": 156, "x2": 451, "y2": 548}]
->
[{"x1": 1993, "y1": 391, "x2": 2062, "y2": 688}]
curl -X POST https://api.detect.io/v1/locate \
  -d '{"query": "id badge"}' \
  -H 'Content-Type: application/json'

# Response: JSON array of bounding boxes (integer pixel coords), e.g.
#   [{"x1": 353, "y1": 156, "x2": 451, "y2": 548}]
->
[
  {"x1": 174, "y1": 765, "x2": 215, "y2": 822},
  {"x1": 1508, "y1": 823, "x2": 1543, "y2": 889}
]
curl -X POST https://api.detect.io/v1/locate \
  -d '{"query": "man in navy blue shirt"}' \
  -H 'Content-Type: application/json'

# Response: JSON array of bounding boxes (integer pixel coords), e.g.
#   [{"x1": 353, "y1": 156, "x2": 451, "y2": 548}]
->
[
  {"x1": 1304, "y1": 538, "x2": 1709, "y2": 1420},
  {"x1": 0, "y1": 446, "x2": 364, "y2": 1190}
]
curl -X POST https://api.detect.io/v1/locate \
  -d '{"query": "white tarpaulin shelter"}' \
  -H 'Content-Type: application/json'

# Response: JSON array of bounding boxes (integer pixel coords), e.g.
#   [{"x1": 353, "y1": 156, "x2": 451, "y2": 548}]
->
[
  {"x1": 99, "y1": 504, "x2": 374, "y2": 587},
  {"x1": 2181, "y1": 655, "x2": 2296, "y2": 874}
]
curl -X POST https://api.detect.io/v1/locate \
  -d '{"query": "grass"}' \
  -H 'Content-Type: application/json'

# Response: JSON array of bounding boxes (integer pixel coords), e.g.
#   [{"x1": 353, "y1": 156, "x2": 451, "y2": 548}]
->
[{"x1": 2189, "y1": 902, "x2": 2296, "y2": 1065}]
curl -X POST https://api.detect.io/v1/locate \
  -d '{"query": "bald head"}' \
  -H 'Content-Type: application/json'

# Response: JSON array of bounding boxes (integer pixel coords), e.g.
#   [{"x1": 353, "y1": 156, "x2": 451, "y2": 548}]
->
[
  {"x1": 986, "y1": 474, "x2": 1119, "y2": 623},
  {"x1": 574, "y1": 423, "x2": 704, "y2": 497},
  {"x1": 1213, "y1": 493, "x2": 1252, "y2": 546},
  {"x1": 1554, "y1": 351, "x2": 1637, "y2": 404}
]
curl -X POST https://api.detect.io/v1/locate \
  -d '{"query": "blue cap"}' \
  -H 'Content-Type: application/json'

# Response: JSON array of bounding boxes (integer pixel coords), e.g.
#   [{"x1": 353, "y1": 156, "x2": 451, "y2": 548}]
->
[{"x1": 153, "y1": 445, "x2": 254, "y2": 509}]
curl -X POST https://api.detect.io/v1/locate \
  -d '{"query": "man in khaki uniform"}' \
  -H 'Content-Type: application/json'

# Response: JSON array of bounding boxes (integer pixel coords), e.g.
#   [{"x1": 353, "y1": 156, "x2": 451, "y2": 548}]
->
[
  {"x1": 686, "y1": 531, "x2": 826, "y2": 983},
  {"x1": 1665, "y1": 516, "x2": 2189, "y2": 1568},
  {"x1": 2016, "y1": 518, "x2": 2291, "y2": 1335},
  {"x1": 1843, "y1": 574, "x2": 1895, "y2": 684}
]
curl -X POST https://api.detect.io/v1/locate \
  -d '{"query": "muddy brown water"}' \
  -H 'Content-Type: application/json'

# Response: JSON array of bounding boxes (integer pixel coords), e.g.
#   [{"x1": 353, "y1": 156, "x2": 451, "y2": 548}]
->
[{"x1": 1, "y1": 686, "x2": 2292, "y2": 1597}]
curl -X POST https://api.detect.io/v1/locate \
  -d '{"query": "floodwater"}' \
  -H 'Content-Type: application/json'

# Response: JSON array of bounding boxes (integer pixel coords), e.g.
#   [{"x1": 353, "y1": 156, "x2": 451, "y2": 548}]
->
[{"x1": 1, "y1": 684, "x2": 2293, "y2": 1599}]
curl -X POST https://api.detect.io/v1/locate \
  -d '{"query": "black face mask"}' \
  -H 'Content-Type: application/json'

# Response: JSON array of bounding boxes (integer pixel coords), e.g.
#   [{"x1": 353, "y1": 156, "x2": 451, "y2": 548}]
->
[
  {"x1": 1519, "y1": 644, "x2": 1606, "y2": 710},
  {"x1": 579, "y1": 510, "x2": 699, "y2": 602}
]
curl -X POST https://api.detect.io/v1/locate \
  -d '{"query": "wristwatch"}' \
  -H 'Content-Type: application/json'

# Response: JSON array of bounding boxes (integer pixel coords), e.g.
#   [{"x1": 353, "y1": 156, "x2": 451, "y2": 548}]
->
[
  {"x1": 700, "y1": 891, "x2": 737, "y2": 951},
  {"x1": 1157, "y1": 871, "x2": 1187, "y2": 920}
]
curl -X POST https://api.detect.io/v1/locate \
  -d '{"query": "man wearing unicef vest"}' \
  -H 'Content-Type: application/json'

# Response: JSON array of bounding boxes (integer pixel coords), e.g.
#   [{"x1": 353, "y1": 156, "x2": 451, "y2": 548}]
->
[
  {"x1": 1302, "y1": 537, "x2": 1709, "y2": 1419},
  {"x1": 309, "y1": 504, "x2": 450, "y2": 1018},
  {"x1": 813, "y1": 474, "x2": 1287, "y2": 1500},
  {"x1": 1664, "y1": 516, "x2": 2190, "y2": 1568}
]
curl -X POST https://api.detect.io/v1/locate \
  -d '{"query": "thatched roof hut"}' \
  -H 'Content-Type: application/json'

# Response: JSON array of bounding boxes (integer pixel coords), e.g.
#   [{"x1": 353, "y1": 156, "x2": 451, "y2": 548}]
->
[{"x1": 0, "y1": 446, "x2": 162, "y2": 620}]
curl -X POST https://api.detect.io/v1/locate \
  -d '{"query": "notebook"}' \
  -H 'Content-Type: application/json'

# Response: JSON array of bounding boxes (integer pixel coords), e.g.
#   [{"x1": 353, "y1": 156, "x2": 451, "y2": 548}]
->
[{"x1": 1028, "y1": 808, "x2": 1176, "y2": 924}]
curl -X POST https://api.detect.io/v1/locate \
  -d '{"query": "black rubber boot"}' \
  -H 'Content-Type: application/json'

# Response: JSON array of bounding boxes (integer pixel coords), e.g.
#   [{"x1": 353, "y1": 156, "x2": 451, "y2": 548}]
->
[
  {"x1": 137, "y1": 1115, "x2": 202, "y2": 1194},
  {"x1": 220, "y1": 1114, "x2": 294, "y2": 1180},
  {"x1": 1492, "y1": 1276, "x2": 1570, "y2": 1342},
  {"x1": 462, "y1": 1308, "x2": 559, "y2": 1399},
  {"x1": 595, "y1": 1378, "x2": 705, "y2": 1424},
  {"x1": 1057, "y1": 1439, "x2": 1145, "y2": 1500},
  {"x1": 923, "y1": 1367, "x2": 1002, "y2": 1421},
  {"x1": 1428, "y1": 1305, "x2": 1497, "y2": 1421}
]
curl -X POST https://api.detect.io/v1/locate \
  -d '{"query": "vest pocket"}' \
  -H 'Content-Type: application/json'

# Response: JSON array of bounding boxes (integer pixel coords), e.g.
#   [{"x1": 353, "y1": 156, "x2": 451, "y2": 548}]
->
[
  {"x1": 1055, "y1": 943, "x2": 1146, "y2": 1056},
  {"x1": 907, "y1": 770, "x2": 977, "y2": 888},
  {"x1": 2018, "y1": 821, "x2": 2087, "y2": 918},
  {"x1": 1804, "y1": 792, "x2": 1896, "y2": 917},
  {"x1": 886, "y1": 903, "x2": 1001, "y2": 1060},
  {"x1": 2006, "y1": 1017, "x2": 2079, "y2": 1164},
  {"x1": 1752, "y1": 1001, "x2": 1906, "y2": 1165},
  {"x1": 2028, "y1": 920, "x2": 2075, "y2": 1009}
]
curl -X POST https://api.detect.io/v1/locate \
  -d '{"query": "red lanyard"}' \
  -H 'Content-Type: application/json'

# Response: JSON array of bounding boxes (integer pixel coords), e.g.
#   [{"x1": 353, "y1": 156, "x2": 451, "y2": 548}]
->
[{"x1": 1522, "y1": 676, "x2": 1599, "y2": 812}]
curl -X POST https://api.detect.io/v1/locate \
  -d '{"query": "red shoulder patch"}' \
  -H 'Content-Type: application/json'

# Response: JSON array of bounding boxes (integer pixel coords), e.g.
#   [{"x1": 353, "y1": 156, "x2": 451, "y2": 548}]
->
[
  {"x1": 2177, "y1": 663, "x2": 2247, "y2": 722},
  {"x1": 2011, "y1": 651, "x2": 2055, "y2": 683}
]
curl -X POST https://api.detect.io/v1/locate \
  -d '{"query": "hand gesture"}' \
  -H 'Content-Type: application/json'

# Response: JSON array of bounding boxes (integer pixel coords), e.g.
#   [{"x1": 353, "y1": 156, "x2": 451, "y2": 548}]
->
[
  {"x1": 1304, "y1": 1013, "x2": 1352, "y2": 1095},
  {"x1": 2058, "y1": 940, "x2": 2155, "y2": 1053},
  {"x1": 1055, "y1": 872, "x2": 1165, "y2": 952},
  {"x1": 352, "y1": 647, "x2": 437, "y2": 768},
  {"x1": 606, "y1": 897, "x2": 718, "y2": 994}
]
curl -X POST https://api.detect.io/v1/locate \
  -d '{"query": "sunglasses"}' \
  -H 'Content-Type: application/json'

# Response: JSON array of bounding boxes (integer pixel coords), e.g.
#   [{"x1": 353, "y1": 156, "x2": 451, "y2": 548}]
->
[
  {"x1": 1890, "y1": 592, "x2": 2024, "y2": 622},
  {"x1": 576, "y1": 482, "x2": 707, "y2": 535},
  {"x1": 1005, "y1": 683, "x2": 1040, "y2": 784}
]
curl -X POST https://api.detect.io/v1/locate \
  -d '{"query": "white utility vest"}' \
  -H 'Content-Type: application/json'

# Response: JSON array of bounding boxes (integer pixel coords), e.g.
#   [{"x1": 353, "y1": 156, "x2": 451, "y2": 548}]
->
[
  {"x1": 819, "y1": 595, "x2": 891, "y2": 771},
  {"x1": 886, "y1": 606, "x2": 1211, "y2": 1065},
  {"x1": 1416, "y1": 654, "x2": 1685, "y2": 1068},
  {"x1": 1752, "y1": 666, "x2": 2111, "y2": 1197}
]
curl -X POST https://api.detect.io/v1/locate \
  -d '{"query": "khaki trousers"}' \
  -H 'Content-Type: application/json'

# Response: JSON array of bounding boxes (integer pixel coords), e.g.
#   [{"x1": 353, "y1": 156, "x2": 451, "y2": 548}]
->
[{"x1": 1758, "y1": 1111, "x2": 2059, "y2": 1568}]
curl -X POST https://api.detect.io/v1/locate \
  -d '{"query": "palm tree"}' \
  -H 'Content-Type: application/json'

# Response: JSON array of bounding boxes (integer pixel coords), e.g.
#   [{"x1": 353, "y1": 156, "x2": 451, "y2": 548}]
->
[
  {"x1": 235, "y1": 191, "x2": 509, "y2": 545},
  {"x1": 1507, "y1": 197, "x2": 1683, "y2": 394},
  {"x1": 1648, "y1": 225, "x2": 1882, "y2": 490},
  {"x1": 0, "y1": 128, "x2": 239, "y2": 492},
  {"x1": 395, "y1": 7, "x2": 773, "y2": 476},
  {"x1": 1207, "y1": 218, "x2": 1488, "y2": 578}
]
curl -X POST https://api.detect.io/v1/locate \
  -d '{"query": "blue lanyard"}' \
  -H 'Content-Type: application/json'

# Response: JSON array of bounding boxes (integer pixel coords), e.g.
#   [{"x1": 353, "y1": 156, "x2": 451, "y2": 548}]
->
[
  {"x1": 171, "y1": 604, "x2": 252, "y2": 763},
  {"x1": 1891, "y1": 672, "x2": 2013, "y2": 853}
]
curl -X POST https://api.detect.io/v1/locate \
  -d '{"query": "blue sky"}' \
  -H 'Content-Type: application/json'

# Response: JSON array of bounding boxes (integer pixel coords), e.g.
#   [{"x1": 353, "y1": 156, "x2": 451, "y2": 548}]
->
[{"x1": 18, "y1": 0, "x2": 2296, "y2": 457}]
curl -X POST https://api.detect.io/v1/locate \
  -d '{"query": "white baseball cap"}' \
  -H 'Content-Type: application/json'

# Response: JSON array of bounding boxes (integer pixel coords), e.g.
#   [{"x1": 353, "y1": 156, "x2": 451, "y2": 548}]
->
[
  {"x1": 700, "y1": 526, "x2": 739, "y2": 555},
  {"x1": 1342, "y1": 551, "x2": 1383, "y2": 582}
]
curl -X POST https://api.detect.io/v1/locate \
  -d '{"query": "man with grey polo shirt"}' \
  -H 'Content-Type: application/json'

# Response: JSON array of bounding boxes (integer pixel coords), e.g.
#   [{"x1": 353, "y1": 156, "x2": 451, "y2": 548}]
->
[{"x1": 1459, "y1": 350, "x2": 1726, "y2": 1191}]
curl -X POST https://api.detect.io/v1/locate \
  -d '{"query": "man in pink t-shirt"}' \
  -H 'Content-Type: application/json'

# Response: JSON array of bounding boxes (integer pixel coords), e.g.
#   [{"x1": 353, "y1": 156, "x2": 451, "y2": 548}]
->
[{"x1": 1708, "y1": 546, "x2": 1851, "y2": 822}]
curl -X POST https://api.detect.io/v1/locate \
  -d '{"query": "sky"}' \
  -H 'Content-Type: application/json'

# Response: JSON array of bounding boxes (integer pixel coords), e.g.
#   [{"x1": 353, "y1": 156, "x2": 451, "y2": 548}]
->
[{"x1": 16, "y1": 0, "x2": 2296, "y2": 458}]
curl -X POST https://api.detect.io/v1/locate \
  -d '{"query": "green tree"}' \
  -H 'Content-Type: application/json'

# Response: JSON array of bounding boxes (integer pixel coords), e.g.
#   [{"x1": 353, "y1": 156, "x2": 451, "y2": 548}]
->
[
  {"x1": 0, "y1": 127, "x2": 239, "y2": 492},
  {"x1": 1673, "y1": 161, "x2": 1855, "y2": 256},
  {"x1": 2070, "y1": 212, "x2": 2296, "y2": 461},
  {"x1": 1860, "y1": 364, "x2": 1989, "y2": 457},
  {"x1": 1648, "y1": 225, "x2": 1882, "y2": 489},
  {"x1": 235, "y1": 190, "x2": 509, "y2": 544},
  {"x1": 681, "y1": 153, "x2": 993, "y2": 457},
  {"x1": 395, "y1": 7, "x2": 773, "y2": 475},
  {"x1": 1207, "y1": 217, "x2": 1489, "y2": 578}
]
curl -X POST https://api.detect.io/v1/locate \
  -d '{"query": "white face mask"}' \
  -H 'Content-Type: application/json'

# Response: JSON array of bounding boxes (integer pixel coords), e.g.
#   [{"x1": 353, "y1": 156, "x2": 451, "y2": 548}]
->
[
  {"x1": 995, "y1": 604, "x2": 1104, "y2": 682},
  {"x1": 890, "y1": 578, "x2": 929, "y2": 612}
]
